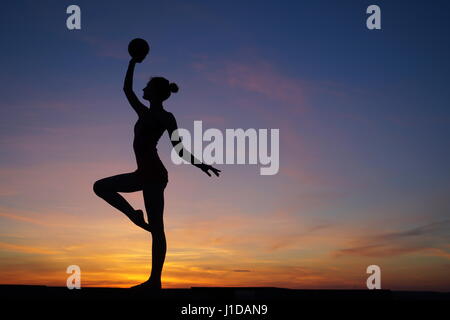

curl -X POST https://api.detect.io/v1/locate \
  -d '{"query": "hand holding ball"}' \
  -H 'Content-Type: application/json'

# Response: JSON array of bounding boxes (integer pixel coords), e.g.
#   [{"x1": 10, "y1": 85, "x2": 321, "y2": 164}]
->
[{"x1": 128, "y1": 38, "x2": 150, "y2": 63}]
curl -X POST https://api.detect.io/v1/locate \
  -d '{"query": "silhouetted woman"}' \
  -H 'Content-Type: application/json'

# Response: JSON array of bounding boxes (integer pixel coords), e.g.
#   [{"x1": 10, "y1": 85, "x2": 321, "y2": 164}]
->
[{"x1": 93, "y1": 55, "x2": 220, "y2": 289}]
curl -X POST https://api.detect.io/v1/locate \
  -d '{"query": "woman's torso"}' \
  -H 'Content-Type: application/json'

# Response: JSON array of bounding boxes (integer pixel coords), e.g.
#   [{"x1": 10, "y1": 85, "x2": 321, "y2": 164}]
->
[{"x1": 133, "y1": 108, "x2": 169, "y2": 182}]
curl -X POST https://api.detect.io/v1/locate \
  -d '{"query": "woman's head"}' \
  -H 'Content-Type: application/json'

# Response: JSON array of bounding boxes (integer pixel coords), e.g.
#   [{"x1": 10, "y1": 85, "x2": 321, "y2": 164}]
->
[{"x1": 143, "y1": 77, "x2": 179, "y2": 103}]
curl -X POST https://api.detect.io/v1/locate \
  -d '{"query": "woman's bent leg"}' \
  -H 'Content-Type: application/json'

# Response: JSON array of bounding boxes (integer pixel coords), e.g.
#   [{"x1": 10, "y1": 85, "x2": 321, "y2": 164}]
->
[{"x1": 93, "y1": 172, "x2": 146, "y2": 228}]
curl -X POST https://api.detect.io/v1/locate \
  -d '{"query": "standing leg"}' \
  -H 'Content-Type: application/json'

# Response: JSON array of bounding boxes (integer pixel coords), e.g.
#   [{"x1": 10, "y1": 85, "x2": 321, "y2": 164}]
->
[
  {"x1": 132, "y1": 182, "x2": 166, "y2": 289},
  {"x1": 93, "y1": 172, "x2": 148, "y2": 230}
]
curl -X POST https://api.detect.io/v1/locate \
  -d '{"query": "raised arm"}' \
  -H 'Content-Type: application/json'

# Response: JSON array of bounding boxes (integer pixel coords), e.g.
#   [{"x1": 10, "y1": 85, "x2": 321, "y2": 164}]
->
[
  {"x1": 123, "y1": 59, "x2": 147, "y2": 117},
  {"x1": 166, "y1": 113, "x2": 220, "y2": 177}
]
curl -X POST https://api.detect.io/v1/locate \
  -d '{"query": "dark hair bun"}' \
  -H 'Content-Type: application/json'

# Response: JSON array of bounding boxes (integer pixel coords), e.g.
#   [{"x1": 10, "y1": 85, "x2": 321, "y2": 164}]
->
[{"x1": 169, "y1": 82, "x2": 179, "y2": 93}]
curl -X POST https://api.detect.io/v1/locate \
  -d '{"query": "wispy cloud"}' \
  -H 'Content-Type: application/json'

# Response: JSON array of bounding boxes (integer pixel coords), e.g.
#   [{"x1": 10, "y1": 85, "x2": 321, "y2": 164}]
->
[
  {"x1": 0, "y1": 242, "x2": 60, "y2": 255},
  {"x1": 0, "y1": 211, "x2": 58, "y2": 227},
  {"x1": 81, "y1": 36, "x2": 128, "y2": 60},
  {"x1": 334, "y1": 220, "x2": 450, "y2": 259},
  {"x1": 192, "y1": 57, "x2": 308, "y2": 113},
  {"x1": 373, "y1": 220, "x2": 450, "y2": 241}
]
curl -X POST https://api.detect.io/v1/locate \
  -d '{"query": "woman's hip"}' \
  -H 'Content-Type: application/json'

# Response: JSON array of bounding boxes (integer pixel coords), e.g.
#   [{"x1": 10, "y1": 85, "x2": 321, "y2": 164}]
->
[{"x1": 134, "y1": 168, "x2": 168, "y2": 188}]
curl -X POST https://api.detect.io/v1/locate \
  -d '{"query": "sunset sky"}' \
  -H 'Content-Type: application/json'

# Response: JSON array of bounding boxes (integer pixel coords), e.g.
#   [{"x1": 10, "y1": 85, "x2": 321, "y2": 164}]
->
[{"x1": 0, "y1": 0, "x2": 449, "y2": 291}]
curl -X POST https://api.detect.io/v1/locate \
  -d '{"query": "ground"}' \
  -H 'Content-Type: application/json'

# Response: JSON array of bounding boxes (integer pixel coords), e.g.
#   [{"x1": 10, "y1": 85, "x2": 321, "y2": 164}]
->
[{"x1": 1, "y1": 285, "x2": 447, "y2": 317}]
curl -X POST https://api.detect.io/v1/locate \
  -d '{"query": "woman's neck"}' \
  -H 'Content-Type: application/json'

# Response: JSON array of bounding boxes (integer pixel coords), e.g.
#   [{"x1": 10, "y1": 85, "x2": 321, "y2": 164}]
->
[{"x1": 149, "y1": 102, "x2": 164, "y2": 110}]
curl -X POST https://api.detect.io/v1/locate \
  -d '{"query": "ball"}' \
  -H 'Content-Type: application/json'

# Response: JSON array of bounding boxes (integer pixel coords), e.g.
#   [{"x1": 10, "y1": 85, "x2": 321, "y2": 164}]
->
[{"x1": 128, "y1": 38, "x2": 150, "y2": 61}]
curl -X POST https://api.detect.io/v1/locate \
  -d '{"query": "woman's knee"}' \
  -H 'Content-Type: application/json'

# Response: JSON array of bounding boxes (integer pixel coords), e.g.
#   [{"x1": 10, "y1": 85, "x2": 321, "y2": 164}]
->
[{"x1": 93, "y1": 179, "x2": 108, "y2": 197}]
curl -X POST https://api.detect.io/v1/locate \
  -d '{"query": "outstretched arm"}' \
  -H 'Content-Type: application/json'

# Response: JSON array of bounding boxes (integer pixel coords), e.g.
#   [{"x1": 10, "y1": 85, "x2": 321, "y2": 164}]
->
[
  {"x1": 167, "y1": 113, "x2": 220, "y2": 177},
  {"x1": 123, "y1": 59, "x2": 147, "y2": 117}
]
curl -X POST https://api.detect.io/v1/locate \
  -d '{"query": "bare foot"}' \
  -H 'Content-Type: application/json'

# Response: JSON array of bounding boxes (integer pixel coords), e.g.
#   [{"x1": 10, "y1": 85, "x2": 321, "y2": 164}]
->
[
  {"x1": 130, "y1": 279, "x2": 161, "y2": 290},
  {"x1": 131, "y1": 210, "x2": 152, "y2": 232}
]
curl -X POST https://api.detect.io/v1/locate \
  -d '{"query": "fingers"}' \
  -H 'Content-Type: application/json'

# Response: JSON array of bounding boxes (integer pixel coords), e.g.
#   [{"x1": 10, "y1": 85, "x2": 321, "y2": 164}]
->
[
  {"x1": 208, "y1": 167, "x2": 220, "y2": 177},
  {"x1": 202, "y1": 165, "x2": 221, "y2": 177}
]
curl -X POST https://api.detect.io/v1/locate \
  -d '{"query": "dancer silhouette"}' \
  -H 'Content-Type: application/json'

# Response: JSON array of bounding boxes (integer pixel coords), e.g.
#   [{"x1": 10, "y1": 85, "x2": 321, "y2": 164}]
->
[{"x1": 93, "y1": 41, "x2": 220, "y2": 289}]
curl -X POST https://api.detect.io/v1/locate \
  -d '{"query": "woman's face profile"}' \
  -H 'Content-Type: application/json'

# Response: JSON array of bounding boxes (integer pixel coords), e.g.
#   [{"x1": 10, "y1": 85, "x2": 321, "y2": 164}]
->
[
  {"x1": 142, "y1": 84, "x2": 154, "y2": 101},
  {"x1": 143, "y1": 80, "x2": 169, "y2": 102}
]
